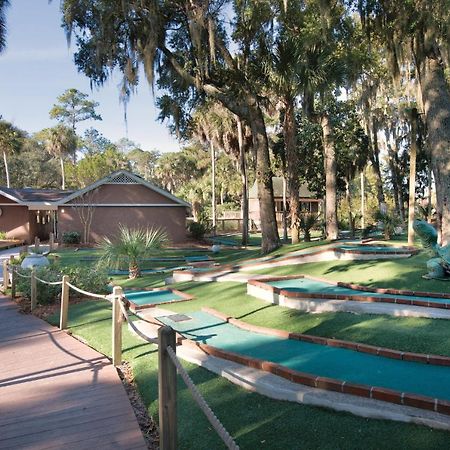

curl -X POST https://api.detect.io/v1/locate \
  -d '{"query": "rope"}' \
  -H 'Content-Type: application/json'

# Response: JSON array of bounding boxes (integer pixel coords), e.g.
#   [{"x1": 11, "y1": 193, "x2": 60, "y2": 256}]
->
[
  {"x1": 66, "y1": 282, "x2": 111, "y2": 300},
  {"x1": 166, "y1": 346, "x2": 239, "y2": 450},
  {"x1": 13, "y1": 269, "x2": 31, "y2": 279},
  {"x1": 117, "y1": 298, "x2": 158, "y2": 344},
  {"x1": 34, "y1": 276, "x2": 63, "y2": 286}
]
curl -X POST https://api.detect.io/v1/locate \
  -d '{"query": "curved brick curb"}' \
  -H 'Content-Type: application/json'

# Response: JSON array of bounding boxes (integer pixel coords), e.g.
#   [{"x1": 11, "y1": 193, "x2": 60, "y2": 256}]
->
[
  {"x1": 187, "y1": 307, "x2": 450, "y2": 416},
  {"x1": 248, "y1": 275, "x2": 450, "y2": 311}
]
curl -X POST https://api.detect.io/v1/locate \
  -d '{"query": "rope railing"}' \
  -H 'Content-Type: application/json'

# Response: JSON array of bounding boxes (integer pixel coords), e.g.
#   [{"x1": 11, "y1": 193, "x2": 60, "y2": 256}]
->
[
  {"x1": 34, "y1": 276, "x2": 63, "y2": 286},
  {"x1": 5, "y1": 260, "x2": 238, "y2": 449},
  {"x1": 166, "y1": 345, "x2": 239, "y2": 450},
  {"x1": 117, "y1": 298, "x2": 158, "y2": 344},
  {"x1": 66, "y1": 282, "x2": 111, "y2": 300}
]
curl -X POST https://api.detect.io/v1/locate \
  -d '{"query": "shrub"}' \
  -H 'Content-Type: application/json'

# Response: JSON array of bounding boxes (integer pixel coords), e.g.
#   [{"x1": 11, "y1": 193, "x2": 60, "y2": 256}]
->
[
  {"x1": 298, "y1": 214, "x2": 321, "y2": 242},
  {"x1": 0, "y1": 231, "x2": 7, "y2": 239},
  {"x1": 62, "y1": 231, "x2": 81, "y2": 244},
  {"x1": 374, "y1": 210, "x2": 401, "y2": 240},
  {"x1": 16, "y1": 265, "x2": 63, "y2": 305},
  {"x1": 188, "y1": 221, "x2": 208, "y2": 240},
  {"x1": 15, "y1": 265, "x2": 109, "y2": 305}
]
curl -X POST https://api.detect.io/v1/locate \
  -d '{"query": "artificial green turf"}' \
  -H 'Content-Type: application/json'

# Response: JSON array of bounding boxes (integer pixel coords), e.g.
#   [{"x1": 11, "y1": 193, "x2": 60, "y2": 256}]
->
[
  {"x1": 248, "y1": 251, "x2": 450, "y2": 294},
  {"x1": 45, "y1": 242, "x2": 450, "y2": 448},
  {"x1": 48, "y1": 299, "x2": 450, "y2": 449}
]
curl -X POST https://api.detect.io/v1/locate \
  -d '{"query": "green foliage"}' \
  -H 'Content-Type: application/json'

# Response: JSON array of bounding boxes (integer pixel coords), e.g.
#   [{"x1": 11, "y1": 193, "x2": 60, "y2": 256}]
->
[
  {"x1": 0, "y1": 231, "x2": 6, "y2": 239},
  {"x1": 98, "y1": 226, "x2": 169, "y2": 278},
  {"x1": 49, "y1": 88, "x2": 102, "y2": 131},
  {"x1": 374, "y1": 210, "x2": 401, "y2": 240},
  {"x1": 66, "y1": 147, "x2": 130, "y2": 188},
  {"x1": 62, "y1": 231, "x2": 81, "y2": 244},
  {"x1": 297, "y1": 213, "x2": 322, "y2": 242},
  {"x1": 16, "y1": 265, "x2": 109, "y2": 305},
  {"x1": 188, "y1": 221, "x2": 208, "y2": 240},
  {"x1": 16, "y1": 266, "x2": 63, "y2": 304}
]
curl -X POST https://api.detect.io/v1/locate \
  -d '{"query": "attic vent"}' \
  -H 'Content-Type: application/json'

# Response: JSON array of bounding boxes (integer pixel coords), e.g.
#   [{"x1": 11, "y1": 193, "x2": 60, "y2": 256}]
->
[{"x1": 107, "y1": 173, "x2": 137, "y2": 184}]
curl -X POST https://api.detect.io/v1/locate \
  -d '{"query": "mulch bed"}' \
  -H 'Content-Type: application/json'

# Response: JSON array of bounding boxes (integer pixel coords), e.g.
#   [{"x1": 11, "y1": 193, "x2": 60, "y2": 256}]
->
[{"x1": 14, "y1": 296, "x2": 160, "y2": 449}]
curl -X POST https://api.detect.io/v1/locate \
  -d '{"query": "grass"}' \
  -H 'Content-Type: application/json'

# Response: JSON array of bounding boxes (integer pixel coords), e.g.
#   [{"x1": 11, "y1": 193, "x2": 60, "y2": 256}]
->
[
  {"x1": 248, "y1": 251, "x2": 450, "y2": 294},
  {"x1": 43, "y1": 241, "x2": 450, "y2": 448},
  {"x1": 48, "y1": 295, "x2": 450, "y2": 449}
]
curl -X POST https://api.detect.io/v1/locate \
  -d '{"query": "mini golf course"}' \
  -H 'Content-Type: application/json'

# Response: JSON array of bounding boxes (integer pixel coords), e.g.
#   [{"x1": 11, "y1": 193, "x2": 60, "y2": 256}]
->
[
  {"x1": 247, "y1": 275, "x2": 450, "y2": 316},
  {"x1": 123, "y1": 288, "x2": 193, "y2": 310},
  {"x1": 157, "y1": 309, "x2": 450, "y2": 416},
  {"x1": 171, "y1": 241, "x2": 418, "y2": 283}
]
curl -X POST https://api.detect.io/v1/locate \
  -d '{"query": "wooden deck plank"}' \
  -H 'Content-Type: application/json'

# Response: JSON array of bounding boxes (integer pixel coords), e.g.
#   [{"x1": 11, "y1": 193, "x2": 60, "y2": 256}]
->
[{"x1": 0, "y1": 296, "x2": 147, "y2": 450}]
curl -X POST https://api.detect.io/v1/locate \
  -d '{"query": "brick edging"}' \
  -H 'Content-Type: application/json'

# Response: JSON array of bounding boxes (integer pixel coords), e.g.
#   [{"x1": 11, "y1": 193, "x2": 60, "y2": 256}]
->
[
  {"x1": 247, "y1": 275, "x2": 450, "y2": 310},
  {"x1": 201, "y1": 307, "x2": 450, "y2": 367},
  {"x1": 180, "y1": 335, "x2": 450, "y2": 416}
]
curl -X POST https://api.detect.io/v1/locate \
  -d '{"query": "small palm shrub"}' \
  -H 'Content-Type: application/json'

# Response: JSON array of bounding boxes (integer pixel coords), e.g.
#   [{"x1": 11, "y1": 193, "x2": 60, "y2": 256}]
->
[
  {"x1": 189, "y1": 221, "x2": 208, "y2": 240},
  {"x1": 98, "y1": 225, "x2": 169, "y2": 279},
  {"x1": 374, "y1": 210, "x2": 401, "y2": 240},
  {"x1": 0, "y1": 231, "x2": 7, "y2": 239},
  {"x1": 298, "y1": 213, "x2": 321, "y2": 242}
]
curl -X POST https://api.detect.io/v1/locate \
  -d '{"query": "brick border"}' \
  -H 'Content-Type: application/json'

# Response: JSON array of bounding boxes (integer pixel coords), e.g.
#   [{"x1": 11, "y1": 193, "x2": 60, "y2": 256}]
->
[
  {"x1": 175, "y1": 307, "x2": 450, "y2": 416},
  {"x1": 202, "y1": 307, "x2": 450, "y2": 367},
  {"x1": 248, "y1": 275, "x2": 450, "y2": 310},
  {"x1": 126, "y1": 288, "x2": 194, "y2": 311}
]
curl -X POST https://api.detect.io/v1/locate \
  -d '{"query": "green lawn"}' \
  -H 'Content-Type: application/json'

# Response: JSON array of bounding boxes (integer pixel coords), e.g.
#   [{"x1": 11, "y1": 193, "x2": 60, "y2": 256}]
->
[
  {"x1": 48, "y1": 295, "x2": 450, "y2": 449},
  {"x1": 44, "y1": 242, "x2": 450, "y2": 448},
  {"x1": 247, "y1": 251, "x2": 450, "y2": 294}
]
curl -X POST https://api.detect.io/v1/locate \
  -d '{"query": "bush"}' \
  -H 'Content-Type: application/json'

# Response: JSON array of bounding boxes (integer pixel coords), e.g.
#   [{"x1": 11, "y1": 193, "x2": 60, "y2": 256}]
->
[
  {"x1": 374, "y1": 210, "x2": 401, "y2": 240},
  {"x1": 189, "y1": 221, "x2": 208, "y2": 240},
  {"x1": 62, "y1": 231, "x2": 81, "y2": 244},
  {"x1": 15, "y1": 265, "x2": 109, "y2": 305},
  {"x1": 0, "y1": 231, "x2": 7, "y2": 239}
]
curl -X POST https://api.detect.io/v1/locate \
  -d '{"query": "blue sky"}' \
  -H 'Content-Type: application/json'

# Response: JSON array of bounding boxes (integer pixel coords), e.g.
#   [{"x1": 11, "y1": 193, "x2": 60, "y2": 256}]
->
[{"x1": 0, "y1": 0, "x2": 181, "y2": 153}]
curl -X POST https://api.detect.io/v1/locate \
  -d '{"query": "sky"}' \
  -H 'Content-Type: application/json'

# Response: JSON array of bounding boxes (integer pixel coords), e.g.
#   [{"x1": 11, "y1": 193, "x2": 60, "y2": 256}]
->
[{"x1": 0, "y1": 0, "x2": 182, "y2": 153}]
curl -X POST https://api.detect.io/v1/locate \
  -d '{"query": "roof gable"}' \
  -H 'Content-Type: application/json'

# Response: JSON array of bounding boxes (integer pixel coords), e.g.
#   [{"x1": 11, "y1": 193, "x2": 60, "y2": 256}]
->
[{"x1": 59, "y1": 170, "x2": 190, "y2": 207}]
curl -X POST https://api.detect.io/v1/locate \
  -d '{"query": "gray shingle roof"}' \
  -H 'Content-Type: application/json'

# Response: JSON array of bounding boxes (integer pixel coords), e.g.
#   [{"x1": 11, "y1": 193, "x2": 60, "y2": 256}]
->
[
  {"x1": 249, "y1": 177, "x2": 318, "y2": 199},
  {"x1": 0, "y1": 187, "x2": 74, "y2": 203}
]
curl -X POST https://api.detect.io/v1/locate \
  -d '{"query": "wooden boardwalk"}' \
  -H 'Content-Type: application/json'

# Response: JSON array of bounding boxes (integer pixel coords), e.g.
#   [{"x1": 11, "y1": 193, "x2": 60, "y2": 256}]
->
[{"x1": 0, "y1": 295, "x2": 147, "y2": 450}]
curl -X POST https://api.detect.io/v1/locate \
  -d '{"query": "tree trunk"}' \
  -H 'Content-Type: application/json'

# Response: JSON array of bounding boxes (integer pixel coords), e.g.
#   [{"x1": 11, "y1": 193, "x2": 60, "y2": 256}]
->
[
  {"x1": 283, "y1": 98, "x2": 300, "y2": 244},
  {"x1": 407, "y1": 109, "x2": 418, "y2": 245},
  {"x1": 210, "y1": 141, "x2": 216, "y2": 234},
  {"x1": 129, "y1": 259, "x2": 140, "y2": 279},
  {"x1": 427, "y1": 158, "x2": 433, "y2": 223},
  {"x1": 282, "y1": 175, "x2": 288, "y2": 242},
  {"x1": 370, "y1": 118, "x2": 386, "y2": 209},
  {"x1": 418, "y1": 55, "x2": 450, "y2": 245},
  {"x1": 237, "y1": 118, "x2": 249, "y2": 246},
  {"x1": 248, "y1": 103, "x2": 280, "y2": 253},
  {"x1": 345, "y1": 178, "x2": 354, "y2": 237},
  {"x1": 386, "y1": 130, "x2": 404, "y2": 222},
  {"x1": 320, "y1": 114, "x2": 338, "y2": 240},
  {"x1": 3, "y1": 151, "x2": 10, "y2": 188},
  {"x1": 360, "y1": 169, "x2": 365, "y2": 230},
  {"x1": 60, "y1": 156, "x2": 65, "y2": 190}
]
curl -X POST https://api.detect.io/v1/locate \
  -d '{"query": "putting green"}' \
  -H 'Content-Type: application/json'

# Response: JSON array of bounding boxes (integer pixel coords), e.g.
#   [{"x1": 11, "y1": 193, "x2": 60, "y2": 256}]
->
[
  {"x1": 158, "y1": 311, "x2": 450, "y2": 401},
  {"x1": 124, "y1": 289, "x2": 185, "y2": 307},
  {"x1": 267, "y1": 278, "x2": 450, "y2": 305}
]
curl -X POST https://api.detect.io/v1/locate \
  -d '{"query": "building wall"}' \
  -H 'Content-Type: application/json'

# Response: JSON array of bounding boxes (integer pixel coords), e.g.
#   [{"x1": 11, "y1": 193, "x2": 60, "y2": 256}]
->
[
  {"x1": 0, "y1": 204, "x2": 30, "y2": 242},
  {"x1": 58, "y1": 206, "x2": 187, "y2": 243}
]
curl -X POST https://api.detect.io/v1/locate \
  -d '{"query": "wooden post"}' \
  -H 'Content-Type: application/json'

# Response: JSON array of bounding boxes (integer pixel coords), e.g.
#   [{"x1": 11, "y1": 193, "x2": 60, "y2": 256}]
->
[
  {"x1": 2, "y1": 259, "x2": 8, "y2": 292},
  {"x1": 158, "y1": 326, "x2": 177, "y2": 450},
  {"x1": 60, "y1": 275, "x2": 69, "y2": 330},
  {"x1": 49, "y1": 232, "x2": 55, "y2": 251},
  {"x1": 10, "y1": 256, "x2": 16, "y2": 299},
  {"x1": 31, "y1": 267, "x2": 37, "y2": 311},
  {"x1": 112, "y1": 286, "x2": 123, "y2": 367}
]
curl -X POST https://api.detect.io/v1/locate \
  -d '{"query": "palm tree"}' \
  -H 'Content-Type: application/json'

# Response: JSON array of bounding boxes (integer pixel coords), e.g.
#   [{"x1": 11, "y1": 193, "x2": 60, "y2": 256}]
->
[
  {"x1": 0, "y1": 120, "x2": 22, "y2": 187},
  {"x1": 98, "y1": 226, "x2": 169, "y2": 279},
  {"x1": 40, "y1": 125, "x2": 77, "y2": 190},
  {"x1": 0, "y1": 0, "x2": 9, "y2": 53}
]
